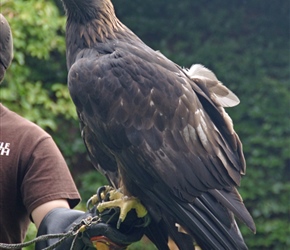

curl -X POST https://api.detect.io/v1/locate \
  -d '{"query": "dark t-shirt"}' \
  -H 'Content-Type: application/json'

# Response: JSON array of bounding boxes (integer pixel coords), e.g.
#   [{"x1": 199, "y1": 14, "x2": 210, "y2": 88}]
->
[{"x1": 0, "y1": 104, "x2": 80, "y2": 244}]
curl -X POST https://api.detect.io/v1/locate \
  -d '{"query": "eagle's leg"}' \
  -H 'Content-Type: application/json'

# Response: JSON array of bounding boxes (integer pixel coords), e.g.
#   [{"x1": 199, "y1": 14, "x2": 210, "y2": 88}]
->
[{"x1": 97, "y1": 186, "x2": 148, "y2": 229}]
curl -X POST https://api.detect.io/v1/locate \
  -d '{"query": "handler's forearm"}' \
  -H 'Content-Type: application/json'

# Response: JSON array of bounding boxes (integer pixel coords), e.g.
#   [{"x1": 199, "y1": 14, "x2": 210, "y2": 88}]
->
[{"x1": 31, "y1": 199, "x2": 70, "y2": 228}]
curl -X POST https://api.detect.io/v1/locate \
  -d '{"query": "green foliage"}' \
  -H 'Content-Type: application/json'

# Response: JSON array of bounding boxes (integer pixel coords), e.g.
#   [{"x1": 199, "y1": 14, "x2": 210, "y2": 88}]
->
[
  {"x1": 23, "y1": 224, "x2": 37, "y2": 250},
  {"x1": 2, "y1": 0, "x2": 289, "y2": 249},
  {"x1": 129, "y1": 240, "x2": 157, "y2": 250},
  {"x1": 1, "y1": 0, "x2": 75, "y2": 127},
  {"x1": 1, "y1": 0, "x2": 86, "y2": 168},
  {"x1": 76, "y1": 170, "x2": 108, "y2": 202}
]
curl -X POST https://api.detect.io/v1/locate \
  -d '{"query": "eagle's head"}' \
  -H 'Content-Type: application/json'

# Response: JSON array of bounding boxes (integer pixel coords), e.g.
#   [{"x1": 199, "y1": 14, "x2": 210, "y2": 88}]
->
[{"x1": 61, "y1": 0, "x2": 115, "y2": 23}]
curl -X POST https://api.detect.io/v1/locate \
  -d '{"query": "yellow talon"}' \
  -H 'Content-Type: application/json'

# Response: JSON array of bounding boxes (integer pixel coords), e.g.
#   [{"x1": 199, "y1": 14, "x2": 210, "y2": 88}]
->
[
  {"x1": 91, "y1": 194, "x2": 99, "y2": 205},
  {"x1": 120, "y1": 196, "x2": 147, "y2": 219},
  {"x1": 97, "y1": 188, "x2": 148, "y2": 229},
  {"x1": 87, "y1": 185, "x2": 115, "y2": 210}
]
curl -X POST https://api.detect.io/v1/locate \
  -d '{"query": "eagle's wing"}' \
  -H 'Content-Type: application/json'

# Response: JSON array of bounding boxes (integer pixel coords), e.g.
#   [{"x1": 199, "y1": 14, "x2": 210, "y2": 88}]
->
[
  {"x1": 68, "y1": 42, "x2": 255, "y2": 248},
  {"x1": 79, "y1": 113, "x2": 119, "y2": 188},
  {"x1": 71, "y1": 48, "x2": 239, "y2": 186},
  {"x1": 187, "y1": 64, "x2": 240, "y2": 107}
]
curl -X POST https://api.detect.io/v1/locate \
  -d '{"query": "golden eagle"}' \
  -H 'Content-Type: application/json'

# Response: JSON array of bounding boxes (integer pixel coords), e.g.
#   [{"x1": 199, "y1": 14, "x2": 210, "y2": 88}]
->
[{"x1": 61, "y1": 0, "x2": 255, "y2": 249}]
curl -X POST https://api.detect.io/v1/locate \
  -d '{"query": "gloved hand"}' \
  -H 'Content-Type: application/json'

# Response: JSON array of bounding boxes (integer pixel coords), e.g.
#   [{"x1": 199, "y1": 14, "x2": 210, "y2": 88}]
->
[{"x1": 35, "y1": 206, "x2": 147, "y2": 250}]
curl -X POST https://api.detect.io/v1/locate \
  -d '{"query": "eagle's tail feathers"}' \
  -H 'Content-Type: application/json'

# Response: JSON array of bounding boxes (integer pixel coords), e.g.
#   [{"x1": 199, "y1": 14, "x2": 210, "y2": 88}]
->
[
  {"x1": 170, "y1": 194, "x2": 248, "y2": 249},
  {"x1": 209, "y1": 189, "x2": 256, "y2": 233},
  {"x1": 144, "y1": 220, "x2": 170, "y2": 250}
]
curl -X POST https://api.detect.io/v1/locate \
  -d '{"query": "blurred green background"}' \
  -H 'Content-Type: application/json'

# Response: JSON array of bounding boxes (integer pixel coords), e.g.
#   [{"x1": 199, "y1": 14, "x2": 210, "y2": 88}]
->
[{"x1": 1, "y1": 0, "x2": 289, "y2": 249}]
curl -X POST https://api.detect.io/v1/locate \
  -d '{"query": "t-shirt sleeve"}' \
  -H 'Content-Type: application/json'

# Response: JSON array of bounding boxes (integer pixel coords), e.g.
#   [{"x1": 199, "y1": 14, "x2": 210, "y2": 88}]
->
[{"x1": 21, "y1": 136, "x2": 81, "y2": 215}]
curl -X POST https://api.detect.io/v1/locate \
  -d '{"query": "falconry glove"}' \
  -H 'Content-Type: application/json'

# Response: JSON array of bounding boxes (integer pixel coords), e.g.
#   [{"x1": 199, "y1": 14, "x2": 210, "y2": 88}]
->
[{"x1": 35, "y1": 206, "x2": 146, "y2": 250}]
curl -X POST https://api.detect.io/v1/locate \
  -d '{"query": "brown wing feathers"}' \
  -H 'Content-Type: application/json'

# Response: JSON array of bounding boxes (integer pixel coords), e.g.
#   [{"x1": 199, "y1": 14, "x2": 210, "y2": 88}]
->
[{"x1": 62, "y1": 0, "x2": 255, "y2": 248}]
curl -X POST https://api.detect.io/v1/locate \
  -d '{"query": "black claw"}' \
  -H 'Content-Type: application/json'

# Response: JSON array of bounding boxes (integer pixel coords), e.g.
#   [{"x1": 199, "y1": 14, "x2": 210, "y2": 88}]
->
[
  {"x1": 97, "y1": 185, "x2": 107, "y2": 202},
  {"x1": 104, "y1": 191, "x2": 111, "y2": 201},
  {"x1": 86, "y1": 196, "x2": 93, "y2": 210},
  {"x1": 117, "y1": 218, "x2": 122, "y2": 229}
]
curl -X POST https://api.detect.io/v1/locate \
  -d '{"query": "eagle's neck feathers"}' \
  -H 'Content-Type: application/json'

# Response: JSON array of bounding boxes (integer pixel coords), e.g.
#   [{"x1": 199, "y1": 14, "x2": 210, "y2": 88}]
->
[{"x1": 62, "y1": 0, "x2": 128, "y2": 67}]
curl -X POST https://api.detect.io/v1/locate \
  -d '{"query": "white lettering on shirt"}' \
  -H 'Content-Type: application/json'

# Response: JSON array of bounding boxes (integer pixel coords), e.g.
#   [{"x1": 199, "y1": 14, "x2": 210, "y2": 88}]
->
[{"x1": 0, "y1": 142, "x2": 10, "y2": 156}]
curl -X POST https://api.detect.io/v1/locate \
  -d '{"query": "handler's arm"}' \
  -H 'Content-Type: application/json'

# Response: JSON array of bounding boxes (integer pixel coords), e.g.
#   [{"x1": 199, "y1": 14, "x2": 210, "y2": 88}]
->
[{"x1": 32, "y1": 199, "x2": 70, "y2": 228}]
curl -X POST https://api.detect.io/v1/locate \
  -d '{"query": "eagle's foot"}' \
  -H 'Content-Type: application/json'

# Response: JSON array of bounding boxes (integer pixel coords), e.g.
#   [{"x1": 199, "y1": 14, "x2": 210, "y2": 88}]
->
[
  {"x1": 97, "y1": 188, "x2": 148, "y2": 229},
  {"x1": 86, "y1": 185, "x2": 114, "y2": 210}
]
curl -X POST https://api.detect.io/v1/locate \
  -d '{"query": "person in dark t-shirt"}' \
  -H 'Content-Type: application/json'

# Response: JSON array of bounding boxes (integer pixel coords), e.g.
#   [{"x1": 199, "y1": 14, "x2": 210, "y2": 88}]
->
[
  {"x1": 0, "y1": 104, "x2": 81, "y2": 243},
  {"x1": 0, "y1": 13, "x2": 80, "y2": 245}
]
